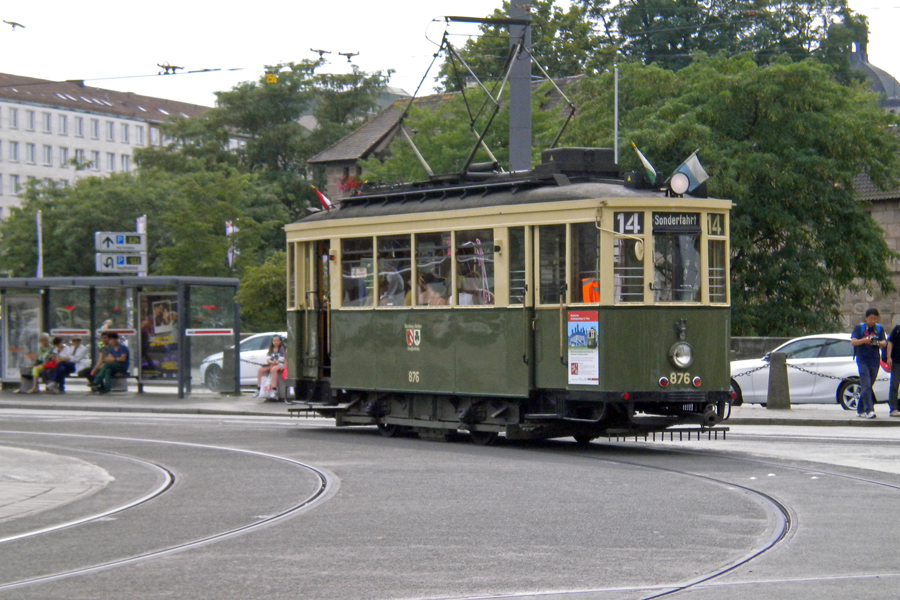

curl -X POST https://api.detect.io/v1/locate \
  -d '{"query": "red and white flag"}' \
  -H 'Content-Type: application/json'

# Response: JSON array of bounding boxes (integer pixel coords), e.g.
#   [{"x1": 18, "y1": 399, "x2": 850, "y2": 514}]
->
[{"x1": 312, "y1": 186, "x2": 332, "y2": 211}]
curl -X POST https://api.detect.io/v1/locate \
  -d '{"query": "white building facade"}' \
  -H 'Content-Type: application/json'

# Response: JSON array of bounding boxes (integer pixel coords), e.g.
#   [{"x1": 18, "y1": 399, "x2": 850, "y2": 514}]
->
[{"x1": 0, "y1": 73, "x2": 210, "y2": 218}]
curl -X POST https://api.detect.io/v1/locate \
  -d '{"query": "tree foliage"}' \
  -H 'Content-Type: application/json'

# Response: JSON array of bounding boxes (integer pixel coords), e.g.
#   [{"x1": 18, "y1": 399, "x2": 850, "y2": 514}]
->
[
  {"x1": 236, "y1": 251, "x2": 287, "y2": 332},
  {"x1": 565, "y1": 56, "x2": 899, "y2": 335}
]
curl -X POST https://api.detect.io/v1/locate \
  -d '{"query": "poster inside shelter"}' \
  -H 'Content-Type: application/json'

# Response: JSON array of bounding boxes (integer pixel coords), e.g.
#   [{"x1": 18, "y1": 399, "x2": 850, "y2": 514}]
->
[
  {"x1": 140, "y1": 294, "x2": 178, "y2": 379},
  {"x1": 567, "y1": 310, "x2": 599, "y2": 385}
]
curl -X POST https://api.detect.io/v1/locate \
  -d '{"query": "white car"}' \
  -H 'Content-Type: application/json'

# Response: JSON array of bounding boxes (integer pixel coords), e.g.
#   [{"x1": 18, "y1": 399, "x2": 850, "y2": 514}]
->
[
  {"x1": 199, "y1": 332, "x2": 287, "y2": 390},
  {"x1": 730, "y1": 334, "x2": 890, "y2": 410}
]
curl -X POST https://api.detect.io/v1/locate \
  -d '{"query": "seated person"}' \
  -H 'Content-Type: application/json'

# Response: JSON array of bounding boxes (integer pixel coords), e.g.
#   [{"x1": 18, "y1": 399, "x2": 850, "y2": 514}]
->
[
  {"x1": 41, "y1": 337, "x2": 70, "y2": 393},
  {"x1": 256, "y1": 335, "x2": 286, "y2": 397},
  {"x1": 82, "y1": 332, "x2": 109, "y2": 388},
  {"x1": 418, "y1": 273, "x2": 449, "y2": 306},
  {"x1": 21, "y1": 333, "x2": 53, "y2": 394},
  {"x1": 48, "y1": 336, "x2": 90, "y2": 393},
  {"x1": 93, "y1": 332, "x2": 129, "y2": 394}
]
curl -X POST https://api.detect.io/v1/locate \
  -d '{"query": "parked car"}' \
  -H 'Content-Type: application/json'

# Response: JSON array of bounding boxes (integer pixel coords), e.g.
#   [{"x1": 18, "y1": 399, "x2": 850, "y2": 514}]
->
[
  {"x1": 730, "y1": 334, "x2": 890, "y2": 410},
  {"x1": 199, "y1": 332, "x2": 287, "y2": 390}
]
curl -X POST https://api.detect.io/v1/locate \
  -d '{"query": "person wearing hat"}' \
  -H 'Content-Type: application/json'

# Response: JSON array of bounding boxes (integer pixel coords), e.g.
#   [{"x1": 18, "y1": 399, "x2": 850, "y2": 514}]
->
[{"x1": 48, "y1": 336, "x2": 90, "y2": 393}]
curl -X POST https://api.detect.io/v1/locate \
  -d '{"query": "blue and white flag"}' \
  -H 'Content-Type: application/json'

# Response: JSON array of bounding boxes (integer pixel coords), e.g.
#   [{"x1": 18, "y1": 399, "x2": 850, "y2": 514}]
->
[{"x1": 669, "y1": 151, "x2": 709, "y2": 193}]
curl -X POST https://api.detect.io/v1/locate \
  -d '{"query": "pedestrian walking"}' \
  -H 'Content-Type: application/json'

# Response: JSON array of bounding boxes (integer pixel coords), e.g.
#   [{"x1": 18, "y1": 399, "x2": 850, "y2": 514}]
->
[{"x1": 885, "y1": 322, "x2": 900, "y2": 417}]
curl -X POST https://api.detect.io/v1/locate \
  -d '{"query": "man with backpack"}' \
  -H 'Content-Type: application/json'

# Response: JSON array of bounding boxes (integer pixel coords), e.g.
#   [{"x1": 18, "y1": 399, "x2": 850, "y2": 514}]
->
[{"x1": 850, "y1": 308, "x2": 886, "y2": 418}]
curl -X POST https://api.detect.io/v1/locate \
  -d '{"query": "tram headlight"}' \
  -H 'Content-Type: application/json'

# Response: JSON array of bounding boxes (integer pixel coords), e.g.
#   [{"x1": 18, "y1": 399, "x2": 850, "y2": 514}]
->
[{"x1": 668, "y1": 342, "x2": 693, "y2": 369}]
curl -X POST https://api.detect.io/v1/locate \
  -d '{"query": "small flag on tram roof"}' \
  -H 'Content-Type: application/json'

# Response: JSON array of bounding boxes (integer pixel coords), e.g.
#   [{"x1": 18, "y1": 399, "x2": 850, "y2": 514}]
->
[
  {"x1": 668, "y1": 151, "x2": 709, "y2": 194},
  {"x1": 631, "y1": 142, "x2": 657, "y2": 186},
  {"x1": 312, "y1": 186, "x2": 332, "y2": 211}
]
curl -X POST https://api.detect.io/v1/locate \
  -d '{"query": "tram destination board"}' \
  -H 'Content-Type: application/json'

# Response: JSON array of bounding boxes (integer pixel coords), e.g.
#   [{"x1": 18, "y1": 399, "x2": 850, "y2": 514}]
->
[
  {"x1": 95, "y1": 231, "x2": 147, "y2": 252},
  {"x1": 95, "y1": 252, "x2": 147, "y2": 273}
]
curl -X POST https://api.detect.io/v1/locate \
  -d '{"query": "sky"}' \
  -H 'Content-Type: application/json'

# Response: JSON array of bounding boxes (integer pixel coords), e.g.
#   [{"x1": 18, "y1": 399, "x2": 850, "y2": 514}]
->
[{"x1": 0, "y1": 0, "x2": 896, "y2": 108}]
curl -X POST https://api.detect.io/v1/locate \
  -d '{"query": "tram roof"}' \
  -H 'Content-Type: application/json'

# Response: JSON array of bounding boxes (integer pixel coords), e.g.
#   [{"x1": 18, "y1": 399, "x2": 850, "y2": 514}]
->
[{"x1": 297, "y1": 175, "x2": 681, "y2": 224}]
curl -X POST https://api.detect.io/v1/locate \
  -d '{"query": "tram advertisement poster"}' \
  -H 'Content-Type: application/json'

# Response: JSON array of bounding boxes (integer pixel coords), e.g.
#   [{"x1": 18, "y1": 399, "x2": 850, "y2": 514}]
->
[
  {"x1": 567, "y1": 311, "x2": 599, "y2": 385},
  {"x1": 139, "y1": 293, "x2": 178, "y2": 380}
]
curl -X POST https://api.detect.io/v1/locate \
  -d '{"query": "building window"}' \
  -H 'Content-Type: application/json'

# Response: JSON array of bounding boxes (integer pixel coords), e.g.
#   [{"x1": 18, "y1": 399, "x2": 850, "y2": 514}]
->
[
  {"x1": 136, "y1": 126, "x2": 144, "y2": 146},
  {"x1": 121, "y1": 154, "x2": 130, "y2": 171},
  {"x1": 121, "y1": 123, "x2": 129, "y2": 144},
  {"x1": 0, "y1": 175, "x2": 3, "y2": 196},
  {"x1": 42, "y1": 112, "x2": 52, "y2": 133},
  {"x1": 106, "y1": 121, "x2": 115, "y2": 142},
  {"x1": 0, "y1": 140, "x2": 3, "y2": 161},
  {"x1": 58, "y1": 114, "x2": 68, "y2": 135},
  {"x1": 91, "y1": 151, "x2": 100, "y2": 170},
  {"x1": 9, "y1": 141, "x2": 18, "y2": 162},
  {"x1": 74, "y1": 116, "x2": 83, "y2": 137},
  {"x1": 90, "y1": 119, "x2": 99, "y2": 139},
  {"x1": 107, "y1": 152, "x2": 115, "y2": 172},
  {"x1": 59, "y1": 147, "x2": 69, "y2": 167},
  {"x1": 74, "y1": 149, "x2": 85, "y2": 167},
  {"x1": 11, "y1": 174, "x2": 20, "y2": 194},
  {"x1": 9, "y1": 108, "x2": 17, "y2": 129},
  {"x1": 150, "y1": 127, "x2": 160, "y2": 145},
  {"x1": 42, "y1": 145, "x2": 52, "y2": 166},
  {"x1": 25, "y1": 143, "x2": 35, "y2": 164},
  {"x1": 26, "y1": 110, "x2": 35, "y2": 131}
]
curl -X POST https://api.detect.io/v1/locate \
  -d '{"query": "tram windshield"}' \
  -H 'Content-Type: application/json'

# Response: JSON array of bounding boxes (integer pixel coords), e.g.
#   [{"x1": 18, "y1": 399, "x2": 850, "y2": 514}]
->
[{"x1": 653, "y1": 232, "x2": 701, "y2": 302}]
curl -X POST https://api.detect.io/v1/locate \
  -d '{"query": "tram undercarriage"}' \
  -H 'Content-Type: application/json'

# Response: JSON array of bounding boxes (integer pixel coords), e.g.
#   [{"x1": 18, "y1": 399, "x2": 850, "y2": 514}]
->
[{"x1": 288, "y1": 383, "x2": 730, "y2": 444}]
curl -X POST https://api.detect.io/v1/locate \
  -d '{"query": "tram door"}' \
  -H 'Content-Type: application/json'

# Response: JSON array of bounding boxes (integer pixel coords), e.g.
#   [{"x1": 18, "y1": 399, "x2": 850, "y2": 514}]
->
[{"x1": 301, "y1": 240, "x2": 331, "y2": 381}]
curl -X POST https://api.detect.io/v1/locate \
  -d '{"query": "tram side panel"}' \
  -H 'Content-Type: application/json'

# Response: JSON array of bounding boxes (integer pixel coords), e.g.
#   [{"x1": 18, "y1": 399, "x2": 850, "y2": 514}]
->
[
  {"x1": 326, "y1": 308, "x2": 530, "y2": 397},
  {"x1": 534, "y1": 306, "x2": 730, "y2": 395}
]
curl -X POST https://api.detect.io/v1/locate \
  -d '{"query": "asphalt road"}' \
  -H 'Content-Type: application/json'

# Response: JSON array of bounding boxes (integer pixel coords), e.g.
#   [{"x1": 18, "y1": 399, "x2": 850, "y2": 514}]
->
[{"x1": 1, "y1": 411, "x2": 898, "y2": 599}]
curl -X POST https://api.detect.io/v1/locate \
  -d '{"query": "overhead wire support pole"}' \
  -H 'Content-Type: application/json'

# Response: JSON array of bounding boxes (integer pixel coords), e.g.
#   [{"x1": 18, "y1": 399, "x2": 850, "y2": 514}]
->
[{"x1": 523, "y1": 47, "x2": 576, "y2": 149}]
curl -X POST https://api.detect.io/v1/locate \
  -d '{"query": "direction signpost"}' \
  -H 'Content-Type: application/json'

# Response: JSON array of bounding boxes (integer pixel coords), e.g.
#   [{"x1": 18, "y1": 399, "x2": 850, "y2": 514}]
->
[{"x1": 95, "y1": 232, "x2": 147, "y2": 273}]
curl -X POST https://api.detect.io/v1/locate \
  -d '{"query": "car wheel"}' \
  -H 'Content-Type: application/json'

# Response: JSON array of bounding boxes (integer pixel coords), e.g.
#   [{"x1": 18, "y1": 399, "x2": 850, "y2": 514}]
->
[
  {"x1": 204, "y1": 365, "x2": 222, "y2": 391},
  {"x1": 729, "y1": 379, "x2": 743, "y2": 406},
  {"x1": 837, "y1": 378, "x2": 860, "y2": 411}
]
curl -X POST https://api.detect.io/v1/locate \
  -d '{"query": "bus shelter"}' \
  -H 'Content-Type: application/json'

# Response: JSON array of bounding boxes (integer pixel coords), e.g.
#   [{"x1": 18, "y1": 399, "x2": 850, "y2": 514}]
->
[{"x1": 0, "y1": 277, "x2": 240, "y2": 398}]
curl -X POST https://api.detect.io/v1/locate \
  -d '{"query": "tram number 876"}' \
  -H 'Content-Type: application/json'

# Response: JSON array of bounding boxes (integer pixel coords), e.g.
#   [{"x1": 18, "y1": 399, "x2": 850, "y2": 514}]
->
[
  {"x1": 670, "y1": 372, "x2": 691, "y2": 385},
  {"x1": 408, "y1": 371, "x2": 420, "y2": 383}
]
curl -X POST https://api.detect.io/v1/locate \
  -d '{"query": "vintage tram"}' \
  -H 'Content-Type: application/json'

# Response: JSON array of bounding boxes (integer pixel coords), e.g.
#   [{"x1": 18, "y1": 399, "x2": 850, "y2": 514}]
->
[{"x1": 284, "y1": 148, "x2": 732, "y2": 444}]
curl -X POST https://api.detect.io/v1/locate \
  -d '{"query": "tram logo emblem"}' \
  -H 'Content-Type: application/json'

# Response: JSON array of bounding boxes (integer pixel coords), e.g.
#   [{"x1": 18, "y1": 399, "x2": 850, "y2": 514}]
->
[{"x1": 406, "y1": 328, "x2": 421, "y2": 347}]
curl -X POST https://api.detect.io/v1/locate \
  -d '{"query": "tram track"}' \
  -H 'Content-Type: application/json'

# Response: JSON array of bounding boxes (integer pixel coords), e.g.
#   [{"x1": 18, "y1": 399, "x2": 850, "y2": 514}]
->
[{"x1": 0, "y1": 431, "x2": 339, "y2": 592}]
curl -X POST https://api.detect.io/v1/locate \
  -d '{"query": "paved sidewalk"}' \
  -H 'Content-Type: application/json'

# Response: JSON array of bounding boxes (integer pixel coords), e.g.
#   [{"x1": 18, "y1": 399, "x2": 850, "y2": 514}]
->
[{"x1": 1, "y1": 386, "x2": 899, "y2": 425}]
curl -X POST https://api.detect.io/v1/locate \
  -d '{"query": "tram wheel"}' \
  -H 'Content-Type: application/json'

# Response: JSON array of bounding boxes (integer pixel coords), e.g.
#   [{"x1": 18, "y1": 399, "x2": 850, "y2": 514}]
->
[
  {"x1": 469, "y1": 431, "x2": 498, "y2": 446},
  {"x1": 573, "y1": 433, "x2": 595, "y2": 445},
  {"x1": 377, "y1": 423, "x2": 400, "y2": 437}
]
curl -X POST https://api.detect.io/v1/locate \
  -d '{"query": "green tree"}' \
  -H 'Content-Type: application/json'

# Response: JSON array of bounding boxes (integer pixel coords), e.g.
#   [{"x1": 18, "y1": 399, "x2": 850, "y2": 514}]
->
[
  {"x1": 236, "y1": 251, "x2": 287, "y2": 332},
  {"x1": 566, "y1": 56, "x2": 899, "y2": 335},
  {"x1": 0, "y1": 169, "x2": 283, "y2": 278}
]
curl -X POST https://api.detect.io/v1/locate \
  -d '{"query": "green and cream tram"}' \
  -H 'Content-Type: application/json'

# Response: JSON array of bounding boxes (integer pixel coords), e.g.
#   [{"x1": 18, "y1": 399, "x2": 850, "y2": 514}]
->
[{"x1": 285, "y1": 148, "x2": 732, "y2": 444}]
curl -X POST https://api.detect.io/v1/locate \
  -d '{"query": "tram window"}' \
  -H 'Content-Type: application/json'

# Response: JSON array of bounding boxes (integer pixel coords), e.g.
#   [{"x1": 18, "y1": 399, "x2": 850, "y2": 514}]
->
[
  {"x1": 653, "y1": 233, "x2": 701, "y2": 302},
  {"x1": 377, "y1": 235, "x2": 411, "y2": 307},
  {"x1": 456, "y1": 230, "x2": 494, "y2": 305},
  {"x1": 509, "y1": 227, "x2": 526, "y2": 304},
  {"x1": 571, "y1": 223, "x2": 600, "y2": 303},
  {"x1": 709, "y1": 239, "x2": 727, "y2": 303},
  {"x1": 341, "y1": 238, "x2": 374, "y2": 307},
  {"x1": 415, "y1": 232, "x2": 452, "y2": 306},
  {"x1": 539, "y1": 225, "x2": 566, "y2": 304},
  {"x1": 614, "y1": 238, "x2": 644, "y2": 303}
]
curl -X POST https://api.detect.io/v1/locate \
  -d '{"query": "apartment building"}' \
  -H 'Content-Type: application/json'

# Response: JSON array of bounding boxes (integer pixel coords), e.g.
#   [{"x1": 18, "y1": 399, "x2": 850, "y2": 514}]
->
[{"x1": 0, "y1": 73, "x2": 211, "y2": 218}]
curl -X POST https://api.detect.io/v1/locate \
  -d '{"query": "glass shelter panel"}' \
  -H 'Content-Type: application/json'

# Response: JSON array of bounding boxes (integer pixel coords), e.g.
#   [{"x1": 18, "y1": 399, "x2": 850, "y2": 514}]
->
[
  {"x1": 186, "y1": 285, "x2": 240, "y2": 391},
  {"x1": 571, "y1": 223, "x2": 600, "y2": 303},
  {"x1": 508, "y1": 227, "x2": 526, "y2": 305},
  {"x1": 415, "y1": 232, "x2": 451, "y2": 306},
  {"x1": 377, "y1": 235, "x2": 412, "y2": 307},
  {"x1": 341, "y1": 238, "x2": 374, "y2": 307},
  {"x1": 47, "y1": 288, "x2": 91, "y2": 333},
  {"x1": 456, "y1": 230, "x2": 494, "y2": 305},
  {"x1": 539, "y1": 225, "x2": 566, "y2": 305}
]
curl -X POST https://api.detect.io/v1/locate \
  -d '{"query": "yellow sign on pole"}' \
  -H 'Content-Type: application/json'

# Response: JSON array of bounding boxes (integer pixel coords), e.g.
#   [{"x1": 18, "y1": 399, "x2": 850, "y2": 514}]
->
[{"x1": 266, "y1": 73, "x2": 278, "y2": 84}]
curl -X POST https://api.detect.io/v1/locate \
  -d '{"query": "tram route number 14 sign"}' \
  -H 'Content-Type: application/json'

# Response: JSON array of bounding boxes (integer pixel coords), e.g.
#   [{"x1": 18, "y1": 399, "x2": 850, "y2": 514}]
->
[{"x1": 568, "y1": 311, "x2": 599, "y2": 385}]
